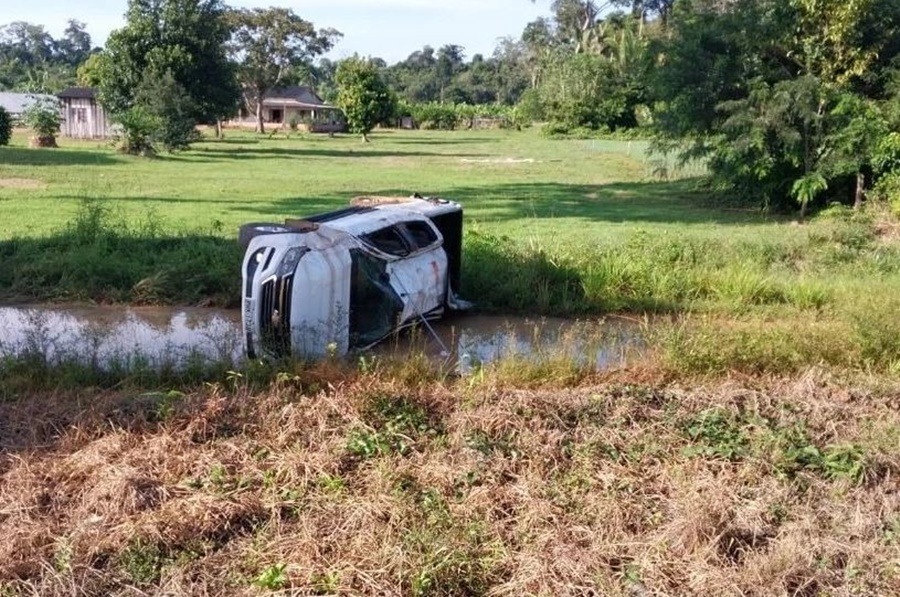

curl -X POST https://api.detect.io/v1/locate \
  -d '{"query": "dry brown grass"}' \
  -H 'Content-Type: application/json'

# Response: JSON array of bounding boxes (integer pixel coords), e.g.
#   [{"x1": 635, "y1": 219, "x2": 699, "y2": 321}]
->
[{"x1": 1, "y1": 368, "x2": 899, "y2": 596}]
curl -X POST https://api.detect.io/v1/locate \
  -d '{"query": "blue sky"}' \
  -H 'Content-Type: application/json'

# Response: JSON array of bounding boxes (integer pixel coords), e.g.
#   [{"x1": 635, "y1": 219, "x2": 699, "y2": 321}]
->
[{"x1": 4, "y1": 0, "x2": 552, "y2": 63}]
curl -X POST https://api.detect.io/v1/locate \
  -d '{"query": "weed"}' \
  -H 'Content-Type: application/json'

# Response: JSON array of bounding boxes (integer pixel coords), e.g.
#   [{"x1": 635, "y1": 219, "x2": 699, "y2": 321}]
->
[
  {"x1": 316, "y1": 473, "x2": 346, "y2": 494},
  {"x1": 464, "y1": 429, "x2": 520, "y2": 460},
  {"x1": 346, "y1": 393, "x2": 442, "y2": 459},
  {"x1": 682, "y1": 409, "x2": 748, "y2": 460},
  {"x1": 311, "y1": 570, "x2": 340, "y2": 594},
  {"x1": 119, "y1": 540, "x2": 166, "y2": 586},
  {"x1": 254, "y1": 563, "x2": 289, "y2": 590},
  {"x1": 770, "y1": 427, "x2": 867, "y2": 483}
]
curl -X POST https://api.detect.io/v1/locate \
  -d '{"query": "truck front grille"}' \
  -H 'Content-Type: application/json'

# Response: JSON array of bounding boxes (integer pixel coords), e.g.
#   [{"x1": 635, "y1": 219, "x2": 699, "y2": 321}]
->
[{"x1": 259, "y1": 275, "x2": 294, "y2": 356}]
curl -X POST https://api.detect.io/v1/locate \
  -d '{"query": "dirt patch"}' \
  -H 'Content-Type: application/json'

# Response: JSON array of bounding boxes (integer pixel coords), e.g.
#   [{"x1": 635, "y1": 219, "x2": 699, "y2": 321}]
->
[
  {"x1": 0, "y1": 178, "x2": 45, "y2": 190},
  {"x1": 28, "y1": 135, "x2": 57, "y2": 148},
  {"x1": 460, "y1": 157, "x2": 537, "y2": 164}
]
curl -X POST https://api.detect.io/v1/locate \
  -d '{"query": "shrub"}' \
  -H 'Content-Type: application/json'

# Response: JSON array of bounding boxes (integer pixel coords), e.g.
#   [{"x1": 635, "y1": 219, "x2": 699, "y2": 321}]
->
[
  {"x1": 515, "y1": 88, "x2": 544, "y2": 123},
  {"x1": 873, "y1": 171, "x2": 900, "y2": 217},
  {"x1": 114, "y1": 106, "x2": 159, "y2": 156},
  {"x1": 135, "y1": 69, "x2": 198, "y2": 152},
  {"x1": 0, "y1": 106, "x2": 11, "y2": 145},
  {"x1": 22, "y1": 97, "x2": 61, "y2": 145}
]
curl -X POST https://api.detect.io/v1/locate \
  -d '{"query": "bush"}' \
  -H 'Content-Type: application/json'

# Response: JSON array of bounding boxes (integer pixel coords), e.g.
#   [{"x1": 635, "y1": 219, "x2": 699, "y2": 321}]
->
[
  {"x1": 114, "y1": 106, "x2": 158, "y2": 156},
  {"x1": 112, "y1": 70, "x2": 199, "y2": 155},
  {"x1": 0, "y1": 106, "x2": 11, "y2": 146},
  {"x1": 873, "y1": 171, "x2": 900, "y2": 217},
  {"x1": 515, "y1": 88, "x2": 545, "y2": 123},
  {"x1": 136, "y1": 70, "x2": 198, "y2": 152},
  {"x1": 22, "y1": 97, "x2": 61, "y2": 144},
  {"x1": 397, "y1": 102, "x2": 517, "y2": 131}
]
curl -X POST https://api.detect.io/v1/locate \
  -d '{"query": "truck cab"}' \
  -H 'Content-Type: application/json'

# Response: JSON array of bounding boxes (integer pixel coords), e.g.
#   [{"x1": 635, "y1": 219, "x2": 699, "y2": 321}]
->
[{"x1": 241, "y1": 196, "x2": 465, "y2": 359}]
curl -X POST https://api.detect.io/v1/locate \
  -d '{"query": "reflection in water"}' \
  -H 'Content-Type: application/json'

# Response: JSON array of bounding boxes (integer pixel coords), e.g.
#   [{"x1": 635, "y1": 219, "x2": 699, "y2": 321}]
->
[
  {"x1": 376, "y1": 315, "x2": 646, "y2": 373},
  {"x1": 0, "y1": 307, "x2": 645, "y2": 372},
  {"x1": 0, "y1": 306, "x2": 244, "y2": 369}
]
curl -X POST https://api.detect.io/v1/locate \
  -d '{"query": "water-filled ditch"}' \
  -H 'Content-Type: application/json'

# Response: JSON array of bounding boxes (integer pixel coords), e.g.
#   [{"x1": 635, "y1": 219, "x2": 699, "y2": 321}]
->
[{"x1": 0, "y1": 306, "x2": 646, "y2": 372}]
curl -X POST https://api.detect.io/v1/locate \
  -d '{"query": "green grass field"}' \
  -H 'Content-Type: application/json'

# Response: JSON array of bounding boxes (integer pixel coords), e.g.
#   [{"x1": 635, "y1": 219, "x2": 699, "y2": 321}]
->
[{"x1": 1, "y1": 127, "x2": 771, "y2": 246}]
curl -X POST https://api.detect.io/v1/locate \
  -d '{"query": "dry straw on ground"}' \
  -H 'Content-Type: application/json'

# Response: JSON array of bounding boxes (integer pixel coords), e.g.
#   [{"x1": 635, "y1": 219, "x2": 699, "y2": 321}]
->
[{"x1": 1, "y1": 367, "x2": 898, "y2": 596}]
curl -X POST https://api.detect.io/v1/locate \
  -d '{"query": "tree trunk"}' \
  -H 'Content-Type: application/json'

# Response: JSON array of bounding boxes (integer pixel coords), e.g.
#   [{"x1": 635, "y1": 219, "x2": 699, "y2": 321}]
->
[
  {"x1": 362, "y1": 132, "x2": 369, "y2": 143},
  {"x1": 799, "y1": 199, "x2": 808, "y2": 223},
  {"x1": 215, "y1": 119, "x2": 223, "y2": 139},
  {"x1": 854, "y1": 171, "x2": 865, "y2": 210},
  {"x1": 256, "y1": 96, "x2": 265, "y2": 134}
]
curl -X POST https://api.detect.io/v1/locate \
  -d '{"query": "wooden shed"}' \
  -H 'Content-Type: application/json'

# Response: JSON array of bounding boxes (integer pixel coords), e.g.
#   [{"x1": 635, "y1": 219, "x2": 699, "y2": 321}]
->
[{"x1": 58, "y1": 87, "x2": 112, "y2": 139}]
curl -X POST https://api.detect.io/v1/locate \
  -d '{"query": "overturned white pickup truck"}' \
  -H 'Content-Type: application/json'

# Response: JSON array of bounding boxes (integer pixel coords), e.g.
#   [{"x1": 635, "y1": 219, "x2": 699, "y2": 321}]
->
[{"x1": 240, "y1": 195, "x2": 467, "y2": 359}]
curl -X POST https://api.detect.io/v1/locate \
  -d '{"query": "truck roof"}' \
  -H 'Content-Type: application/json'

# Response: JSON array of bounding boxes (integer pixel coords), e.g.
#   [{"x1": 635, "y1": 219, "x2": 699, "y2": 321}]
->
[{"x1": 294, "y1": 196, "x2": 461, "y2": 237}]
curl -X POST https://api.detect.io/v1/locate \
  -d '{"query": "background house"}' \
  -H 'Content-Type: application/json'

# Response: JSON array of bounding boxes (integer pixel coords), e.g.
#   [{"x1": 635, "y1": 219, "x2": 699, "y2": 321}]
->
[
  {"x1": 58, "y1": 87, "x2": 112, "y2": 139},
  {"x1": 233, "y1": 86, "x2": 345, "y2": 132},
  {"x1": 0, "y1": 91, "x2": 56, "y2": 120}
]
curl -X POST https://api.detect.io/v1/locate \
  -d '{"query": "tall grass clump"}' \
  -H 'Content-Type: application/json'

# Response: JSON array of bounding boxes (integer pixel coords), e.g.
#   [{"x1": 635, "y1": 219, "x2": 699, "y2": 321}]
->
[
  {"x1": 462, "y1": 229, "x2": 849, "y2": 316},
  {"x1": 661, "y1": 317, "x2": 859, "y2": 375},
  {"x1": 0, "y1": 199, "x2": 242, "y2": 305}
]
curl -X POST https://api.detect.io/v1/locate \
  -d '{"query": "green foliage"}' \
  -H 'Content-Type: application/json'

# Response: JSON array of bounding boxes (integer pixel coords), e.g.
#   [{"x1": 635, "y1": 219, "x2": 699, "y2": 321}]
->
[
  {"x1": 0, "y1": 199, "x2": 242, "y2": 306},
  {"x1": 538, "y1": 52, "x2": 638, "y2": 131},
  {"x1": 335, "y1": 56, "x2": 396, "y2": 139},
  {"x1": 76, "y1": 52, "x2": 107, "y2": 87},
  {"x1": 21, "y1": 96, "x2": 61, "y2": 137},
  {"x1": 113, "y1": 106, "x2": 159, "y2": 156},
  {"x1": 791, "y1": 172, "x2": 828, "y2": 213},
  {"x1": 346, "y1": 394, "x2": 438, "y2": 459},
  {"x1": 136, "y1": 69, "x2": 199, "y2": 152},
  {"x1": 398, "y1": 101, "x2": 518, "y2": 130},
  {"x1": 383, "y1": 43, "x2": 529, "y2": 106},
  {"x1": 515, "y1": 88, "x2": 545, "y2": 123},
  {"x1": 101, "y1": 0, "x2": 239, "y2": 124},
  {"x1": 873, "y1": 171, "x2": 900, "y2": 217},
  {"x1": 0, "y1": 20, "x2": 90, "y2": 92},
  {"x1": 110, "y1": 70, "x2": 199, "y2": 154},
  {"x1": 682, "y1": 409, "x2": 748, "y2": 461},
  {"x1": 0, "y1": 106, "x2": 11, "y2": 146},
  {"x1": 652, "y1": 0, "x2": 900, "y2": 212},
  {"x1": 771, "y1": 427, "x2": 867, "y2": 483},
  {"x1": 120, "y1": 540, "x2": 166, "y2": 586},
  {"x1": 255, "y1": 563, "x2": 289, "y2": 590}
]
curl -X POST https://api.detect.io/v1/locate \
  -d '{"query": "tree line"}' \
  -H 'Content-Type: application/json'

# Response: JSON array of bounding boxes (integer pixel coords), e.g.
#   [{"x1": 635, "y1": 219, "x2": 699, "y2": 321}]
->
[{"x1": 1, "y1": 0, "x2": 899, "y2": 213}]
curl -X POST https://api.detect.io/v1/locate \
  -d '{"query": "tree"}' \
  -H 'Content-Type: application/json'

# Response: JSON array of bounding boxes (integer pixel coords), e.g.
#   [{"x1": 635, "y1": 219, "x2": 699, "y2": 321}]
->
[
  {"x1": 435, "y1": 45, "x2": 465, "y2": 103},
  {"x1": 227, "y1": 7, "x2": 340, "y2": 133},
  {"x1": 335, "y1": 56, "x2": 396, "y2": 142},
  {"x1": 57, "y1": 20, "x2": 92, "y2": 66},
  {"x1": 0, "y1": 106, "x2": 11, "y2": 146},
  {"x1": 101, "y1": 0, "x2": 239, "y2": 126},
  {"x1": 0, "y1": 21, "x2": 86, "y2": 92},
  {"x1": 539, "y1": 51, "x2": 636, "y2": 130},
  {"x1": 76, "y1": 52, "x2": 108, "y2": 87},
  {"x1": 651, "y1": 0, "x2": 900, "y2": 213}
]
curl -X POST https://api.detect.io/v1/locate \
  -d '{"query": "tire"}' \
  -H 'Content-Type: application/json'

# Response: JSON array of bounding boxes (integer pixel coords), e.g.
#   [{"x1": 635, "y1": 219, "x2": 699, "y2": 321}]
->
[{"x1": 238, "y1": 222, "x2": 293, "y2": 250}]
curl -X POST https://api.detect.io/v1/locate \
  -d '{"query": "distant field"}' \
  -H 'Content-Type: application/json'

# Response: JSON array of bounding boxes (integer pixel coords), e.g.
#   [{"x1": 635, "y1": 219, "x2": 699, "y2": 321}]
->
[{"x1": 0, "y1": 127, "x2": 783, "y2": 247}]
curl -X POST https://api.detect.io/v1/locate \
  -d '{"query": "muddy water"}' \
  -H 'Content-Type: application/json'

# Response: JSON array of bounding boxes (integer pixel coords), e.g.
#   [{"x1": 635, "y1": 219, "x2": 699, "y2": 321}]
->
[{"x1": 0, "y1": 306, "x2": 645, "y2": 371}]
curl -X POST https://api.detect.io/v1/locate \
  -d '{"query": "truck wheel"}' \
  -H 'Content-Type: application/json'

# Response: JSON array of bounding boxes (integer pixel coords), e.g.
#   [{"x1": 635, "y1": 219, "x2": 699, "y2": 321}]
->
[{"x1": 238, "y1": 223, "x2": 292, "y2": 250}]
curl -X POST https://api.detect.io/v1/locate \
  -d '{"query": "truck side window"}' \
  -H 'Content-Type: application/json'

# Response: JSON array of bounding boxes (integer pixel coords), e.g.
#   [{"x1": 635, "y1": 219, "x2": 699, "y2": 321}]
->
[
  {"x1": 361, "y1": 226, "x2": 409, "y2": 256},
  {"x1": 402, "y1": 220, "x2": 439, "y2": 251}
]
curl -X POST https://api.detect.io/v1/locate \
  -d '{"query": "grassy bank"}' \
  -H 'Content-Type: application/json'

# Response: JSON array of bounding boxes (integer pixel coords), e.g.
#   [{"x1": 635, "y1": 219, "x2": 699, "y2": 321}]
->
[
  {"x1": 2, "y1": 363, "x2": 898, "y2": 595},
  {"x1": 2, "y1": 196, "x2": 897, "y2": 377}
]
